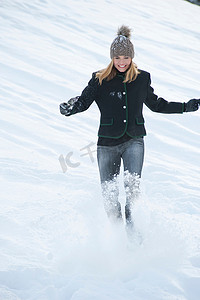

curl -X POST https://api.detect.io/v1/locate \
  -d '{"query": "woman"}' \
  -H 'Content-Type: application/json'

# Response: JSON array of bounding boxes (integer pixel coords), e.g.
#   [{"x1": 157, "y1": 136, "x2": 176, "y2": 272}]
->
[{"x1": 60, "y1": 25, "x2": 200, "y2": 235}]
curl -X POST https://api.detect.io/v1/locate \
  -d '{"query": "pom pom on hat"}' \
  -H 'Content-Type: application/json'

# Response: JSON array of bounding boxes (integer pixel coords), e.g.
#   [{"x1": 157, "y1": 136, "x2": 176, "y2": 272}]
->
[
  {"x1": 110, "y1": 25, "x2": 134, "y2": 59},
  {"x1": 117, "y1": 25, "x2": 132, "y2": 39}
]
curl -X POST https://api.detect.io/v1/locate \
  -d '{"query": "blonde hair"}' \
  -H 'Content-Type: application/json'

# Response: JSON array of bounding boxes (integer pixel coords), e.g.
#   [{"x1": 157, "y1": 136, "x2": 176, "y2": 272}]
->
[{"x1": 96, "y1": 59, "x2": 140, "y2": 85}]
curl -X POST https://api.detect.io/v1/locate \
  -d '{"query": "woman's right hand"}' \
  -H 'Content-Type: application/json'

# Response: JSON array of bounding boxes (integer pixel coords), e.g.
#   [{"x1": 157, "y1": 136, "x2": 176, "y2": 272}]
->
[
  {"x1": 59, "y1": 96, "x2": 79, "y2": 116},
  {"x1": 60, "y1": 102, "x2": 72, "y2": 116}
]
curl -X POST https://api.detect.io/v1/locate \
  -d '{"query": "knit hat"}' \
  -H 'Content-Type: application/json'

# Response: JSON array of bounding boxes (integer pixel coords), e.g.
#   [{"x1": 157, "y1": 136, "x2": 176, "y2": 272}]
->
[{"x1": 110, "y1": 25, "x2": 134, "y2": 59}]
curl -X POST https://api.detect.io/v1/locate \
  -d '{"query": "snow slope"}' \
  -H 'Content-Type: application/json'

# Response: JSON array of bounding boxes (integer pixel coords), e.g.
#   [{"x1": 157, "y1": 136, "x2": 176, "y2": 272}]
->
[{"x1": 0, "y1": 0, "x2": 200, "y2": 299}]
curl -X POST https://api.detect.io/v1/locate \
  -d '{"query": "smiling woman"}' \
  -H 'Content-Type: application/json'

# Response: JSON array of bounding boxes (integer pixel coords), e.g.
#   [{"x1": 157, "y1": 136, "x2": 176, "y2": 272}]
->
[{"x1": 59, "y1": 25, "x2": 200, "y2": 241}]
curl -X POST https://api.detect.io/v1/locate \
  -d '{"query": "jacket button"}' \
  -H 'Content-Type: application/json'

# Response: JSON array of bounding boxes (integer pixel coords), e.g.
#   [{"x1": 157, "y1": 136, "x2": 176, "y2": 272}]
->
[{"x1": 123, "y1": 120, "x2": 126, "y2": 123}]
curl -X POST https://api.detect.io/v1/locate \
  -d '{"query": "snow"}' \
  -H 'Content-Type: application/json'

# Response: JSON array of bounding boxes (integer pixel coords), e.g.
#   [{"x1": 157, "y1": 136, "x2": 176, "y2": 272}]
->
[{"x1": 0, "y1": 0, "x2": 200, "y2": 299}]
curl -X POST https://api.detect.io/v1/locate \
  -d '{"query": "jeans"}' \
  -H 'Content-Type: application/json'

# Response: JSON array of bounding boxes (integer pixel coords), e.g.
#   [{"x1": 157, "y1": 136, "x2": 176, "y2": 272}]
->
[{"x1": 97, "y1": 137, "x2": 144, "y2": 226}]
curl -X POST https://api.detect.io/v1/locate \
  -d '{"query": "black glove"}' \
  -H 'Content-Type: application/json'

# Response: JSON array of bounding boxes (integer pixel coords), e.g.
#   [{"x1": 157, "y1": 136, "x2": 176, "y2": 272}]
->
[
  {"x1": 184, "y1": 99, "x2": 200, "y2": 112},
  {"x1": 59, "y1": 96, "x2": 79, "y2": 116},
  {"x1": 60, "y1": 102, "x2": 70, "y2": 116}
]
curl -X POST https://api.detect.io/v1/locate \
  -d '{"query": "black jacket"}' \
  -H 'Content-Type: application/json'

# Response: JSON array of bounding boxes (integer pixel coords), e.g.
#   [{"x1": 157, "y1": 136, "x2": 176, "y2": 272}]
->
[{"x1": 69, "y1": 70, "x2": 184, "y2": 139}]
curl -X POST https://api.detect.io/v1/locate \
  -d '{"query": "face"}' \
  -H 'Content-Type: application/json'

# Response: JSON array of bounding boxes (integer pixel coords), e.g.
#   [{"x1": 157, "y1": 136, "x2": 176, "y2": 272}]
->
[{"x1": 113, "y1": 56, "x2": 132, "y2": 72}]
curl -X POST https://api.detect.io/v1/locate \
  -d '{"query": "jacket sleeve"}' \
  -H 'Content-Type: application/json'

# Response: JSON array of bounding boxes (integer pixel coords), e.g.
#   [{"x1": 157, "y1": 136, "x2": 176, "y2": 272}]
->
[
  {"x1": 144, "y1": 74, "x2": 184, "y2": 114},
  {"x1": 69, "y1": 72, "x2": 99, "y2": 115}
]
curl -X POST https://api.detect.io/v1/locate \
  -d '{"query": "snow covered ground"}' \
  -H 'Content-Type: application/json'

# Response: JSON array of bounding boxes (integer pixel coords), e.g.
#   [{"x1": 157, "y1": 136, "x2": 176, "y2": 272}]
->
[{"x1": 0, "y1": 0, "x2": 200, "y2": 299}]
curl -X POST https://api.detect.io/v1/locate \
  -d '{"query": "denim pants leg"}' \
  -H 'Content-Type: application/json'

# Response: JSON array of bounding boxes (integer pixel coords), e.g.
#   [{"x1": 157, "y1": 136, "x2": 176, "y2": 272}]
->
[
  {"x1": 97, "y1": 137, "x2": 144, "y2": 223},
  {"x1": 97, "y1": 145, "x2": 122, "y2": 220},
  {"x1": 121, "y1": 138, "x2": 144, "y2": 227}
]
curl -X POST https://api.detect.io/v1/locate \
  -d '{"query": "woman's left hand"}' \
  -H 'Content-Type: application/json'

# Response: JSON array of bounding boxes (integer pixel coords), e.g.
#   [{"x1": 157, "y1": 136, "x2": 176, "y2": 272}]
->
[{"x1": 184, "y1": 99, "x2": 200, "y2": 112}]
